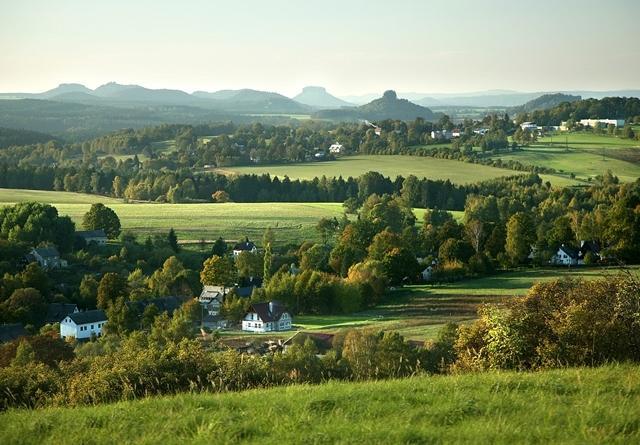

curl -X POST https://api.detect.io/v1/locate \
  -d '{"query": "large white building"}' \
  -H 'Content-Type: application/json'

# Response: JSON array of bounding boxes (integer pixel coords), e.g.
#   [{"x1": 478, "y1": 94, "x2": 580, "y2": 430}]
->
[
  {"x1": 579, "y1": 118, "x2": 625, "y2": 128},
  {"x1": 242, "y1": 301, "x2": 292, "y2": 333},
  {"x1": 60, "y1": 310, "x2": 107, "y2": 340}
]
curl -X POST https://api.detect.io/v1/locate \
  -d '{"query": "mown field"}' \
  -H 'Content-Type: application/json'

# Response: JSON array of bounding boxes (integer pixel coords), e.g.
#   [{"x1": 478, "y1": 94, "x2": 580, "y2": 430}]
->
[
  {"x1": 494, "y1": 132, "x2": 640, "y2": 183},
  {"x1": 0, "y1": 188, "x2": 463, "y2": 245},
  {"x1": 214, "y1": 155, "x2": 524, "y2": 184},
  {"x1": 1, "y1": 364, "x2": 638, "y2": 444}
]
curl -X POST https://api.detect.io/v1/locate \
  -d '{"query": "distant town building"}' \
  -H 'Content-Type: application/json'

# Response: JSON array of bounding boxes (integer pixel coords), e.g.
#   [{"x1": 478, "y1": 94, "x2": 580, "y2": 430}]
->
[
  {"x1": 242, "y1": 301, "x2": 292, "y2": 333},
  {"x1": 60, "y1": 310, "x2": 107, "y2": 340},
  {"x1": 329, "y1": 143, "x2": 345, "y2": 154},
  {"x1": 520, "y1": 122, "x2": 539, "y2": 132},
  {"x1": 579, "y1": 119, "x2": 625, "y2": 128},
  {"x1": 431, "y1": 130, "x2": 454, "y2": 140}
]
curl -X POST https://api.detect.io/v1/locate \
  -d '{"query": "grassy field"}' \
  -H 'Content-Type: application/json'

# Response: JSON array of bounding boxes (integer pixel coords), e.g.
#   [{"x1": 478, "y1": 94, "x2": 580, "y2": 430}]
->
[
  {"x1": 0, "y1": 188, "x2": 464, "y2": 245},
  {"x1": 1, "y1": 364, "x2": 638, "y2": 444},
  {"x1": 494, "y1": 133, "x2": 640, "y2": 183},
  {"x1": 275, "y1": 266, "x2": 639, "y2": 342},
  {"x1": 214, "y1": 155, "x2": 524, "y2": 184}
]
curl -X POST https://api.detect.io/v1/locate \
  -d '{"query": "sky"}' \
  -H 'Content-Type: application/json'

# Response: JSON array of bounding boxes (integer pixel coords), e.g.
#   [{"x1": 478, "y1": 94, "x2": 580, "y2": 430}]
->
[{"x1": 1, "y1": 0, "x2": 639, "y2": 97}]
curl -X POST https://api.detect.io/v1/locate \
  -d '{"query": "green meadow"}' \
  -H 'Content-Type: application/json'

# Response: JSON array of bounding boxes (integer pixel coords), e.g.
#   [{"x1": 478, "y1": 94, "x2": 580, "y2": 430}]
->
[
  {"x1": 288, "y1": 267, "x2": 638, "y2": 341},
  {"x1": 214, "y1": 154, "x2": 523, "y2": 184},
  {"x1": 0, "y1": 188, "x2": 463, "y2": 245},
  {"x1": 1, "y1": 364, "x2": 638, "y2": 444}
]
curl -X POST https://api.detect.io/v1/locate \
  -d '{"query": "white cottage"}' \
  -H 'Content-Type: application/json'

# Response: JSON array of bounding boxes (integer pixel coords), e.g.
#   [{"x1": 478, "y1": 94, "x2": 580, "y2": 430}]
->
[
  {"x1": 60, "y1": 310, "x2": 107, "y2": 340},
  {"x1": 29, "y1": 247, "x2": 67, "y2": 269},
  {"x1": 329, "y1": 143, "x2": 345, "y2": 154},
  {"x1": 242, "y1": 301, "x2": 292, "y2": 333},
  {"x1": 232, "y1": 238, "x2": 258, "y2": 257},
  {"x1": 551, "y1": 244, "x2": 579, "y2": 266}
]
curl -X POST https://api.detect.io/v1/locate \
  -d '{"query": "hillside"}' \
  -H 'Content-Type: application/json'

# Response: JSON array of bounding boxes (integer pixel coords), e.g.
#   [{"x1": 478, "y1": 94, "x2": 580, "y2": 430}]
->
[
  {"x1": 293, "y1": 86, "x2": 353, "y2": 108},
  {"x1": 316, "y1": 90, "x2": 438, "y2": 121},
  {"x1": 193, "y1": 88, "x2": 309, "y2": 114},
  {"x1": 511, "y1": 93, "x2": 581, "y2": 113},
  {"x1": 1, "y1": 365, "x2": 637, "y2": 444}
]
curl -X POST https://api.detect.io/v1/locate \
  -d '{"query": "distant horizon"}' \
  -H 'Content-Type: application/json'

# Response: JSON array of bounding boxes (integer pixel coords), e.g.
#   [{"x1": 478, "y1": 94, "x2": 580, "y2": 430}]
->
[
  {"x1": 2, "y1": 81, "x2": 640, "y2": 100},
  {"x1": 2, "y1": 0, "x2": 639, "y2": 97}
]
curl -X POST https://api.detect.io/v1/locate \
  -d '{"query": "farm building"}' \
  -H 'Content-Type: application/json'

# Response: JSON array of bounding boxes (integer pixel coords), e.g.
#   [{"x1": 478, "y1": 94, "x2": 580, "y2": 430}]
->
[
  {"x1": 60, "y1": 310, "x2": 107, "y2": 340},
  {"x1": 76, "y1": 229, "x2": 108, "y2": 245},
  {"x1": 329, "y1": 143, "x2": 345, "y2": 154},
  {"x1": 242, "y1": 301, "x2": 292, "y2": 333},
  {"x1": 431, "y1": 130, "x2": 453, "y2": 140},
  {"x1": 27, "y1": 247, "x2": 67, "y2": 269}
]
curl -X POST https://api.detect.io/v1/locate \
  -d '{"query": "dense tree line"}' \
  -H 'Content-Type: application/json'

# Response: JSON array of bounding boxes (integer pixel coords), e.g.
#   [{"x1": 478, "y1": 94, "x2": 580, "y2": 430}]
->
[{"x1": 516, "y1": 97, "x2": 640, "y2": 126}]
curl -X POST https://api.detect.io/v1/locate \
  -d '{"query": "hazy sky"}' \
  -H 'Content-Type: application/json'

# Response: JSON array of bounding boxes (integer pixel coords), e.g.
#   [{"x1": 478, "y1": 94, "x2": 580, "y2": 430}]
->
[{"x1": 1, "y1": 0, "x2": 639, "y2": 96}]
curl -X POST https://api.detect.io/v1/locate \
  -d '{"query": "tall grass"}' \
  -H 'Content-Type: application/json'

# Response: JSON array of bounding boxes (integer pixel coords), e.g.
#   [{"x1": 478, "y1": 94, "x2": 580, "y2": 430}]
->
[{"x1": 1, "y1": 364, "x2": 638, "y2": 444}]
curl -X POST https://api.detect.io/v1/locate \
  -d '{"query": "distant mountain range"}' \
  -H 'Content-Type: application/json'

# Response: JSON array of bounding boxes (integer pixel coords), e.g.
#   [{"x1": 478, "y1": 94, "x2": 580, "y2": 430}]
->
[
  {"x1": 341, "y1": 89, "x2": 640, "y2": 108},
  {"x1": 315, "y1": 90, "x2": 438, "y2": 121},
  {"x1": 293, "y1": 86, "x2": 353, "y2": 109},
  {"x1": 0, "y1": 82, "x2": 310, "y2": 114}
]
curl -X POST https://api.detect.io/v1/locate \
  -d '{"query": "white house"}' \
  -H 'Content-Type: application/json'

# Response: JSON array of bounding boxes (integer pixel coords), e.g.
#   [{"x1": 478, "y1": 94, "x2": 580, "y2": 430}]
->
[
  {"x1": 579, "y1": 118, "x2": 625, "y2": 128},
  {"x1": 232, "y1": 238, "x2": 258, "y2": 257},
  {"x1": 242, "y1": 301, "x2": 292, "y2": 333},
  {"x1": 28, "y1": 247, "x2": 67, "y2": 269},
  {"x1": 329, "y1": 143, "x2": 345, "y2": 154},
  {"x1": 46, "y1": 303, "x2": 79, "y2": 324},
  {"x1": 550, "y1": 244, "x2": 579, "y2": 266},
  {"x1": 76, "y1": 229, "x2": 108, "y2": 245},
  {"x1": 60, "y1": 310, "x2": 107, "y2": 340}
]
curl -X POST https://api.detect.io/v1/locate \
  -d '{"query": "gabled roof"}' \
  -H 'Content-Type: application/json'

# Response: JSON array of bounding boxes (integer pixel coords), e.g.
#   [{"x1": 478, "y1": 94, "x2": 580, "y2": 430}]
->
[
  {"x1": 67, "y1": 309, "x2": 107, "y2": 325},
  {"x1": 233, "y1": 238, "x2": 257, "y2": 251},
  {"x1": 76, "y1": 229, "x2": 107, "y2": 238},
  {"x1": 46, "y1": 303, "x2": 78, "y2": 323},
  {"x1": 248, "y1": 301, "x2": 289, "y2": 322},
  {"x1": 32, "y1": 246, "x2": 60, "y2": 258},
  {"x1": 0, "y1": 324, "x2": 27, "y2": 343},
  {"x1": 558, "y1": 245, "x2": 579, "y2": 259}
]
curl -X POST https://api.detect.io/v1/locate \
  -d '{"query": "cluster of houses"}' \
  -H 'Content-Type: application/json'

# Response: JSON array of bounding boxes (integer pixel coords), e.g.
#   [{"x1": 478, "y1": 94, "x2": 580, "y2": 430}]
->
[
  {"x1": 430, "y1": 128, "x2": 488, "y2": 141},
  {"x1": 199, "y1": 238, "x2": 293, "y2": 332},
  {"x1": 1, "y1": 236, "x2": 293, "y2": 344}
]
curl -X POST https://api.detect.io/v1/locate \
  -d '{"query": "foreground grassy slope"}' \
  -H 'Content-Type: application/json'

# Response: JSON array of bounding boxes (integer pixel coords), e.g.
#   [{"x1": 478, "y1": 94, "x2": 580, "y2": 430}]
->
[
  {"x1": 1, "y1": 365, "x2": 638, "y2": 444},
  {"x1": 215, "y1": 155, "x2": 523, "y2": 184}
]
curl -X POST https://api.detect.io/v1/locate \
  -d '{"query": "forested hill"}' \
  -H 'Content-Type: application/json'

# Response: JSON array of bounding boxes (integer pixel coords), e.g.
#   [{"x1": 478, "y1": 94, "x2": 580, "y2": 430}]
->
[
  {"x1": 511, "y1": 93, "x2": 581, "y2": 113},
  {"x1": 516, "y1": 96, "x2": 640, "y2": 125},
  {"x1": 315, "y1": 90, "x2": 439, "y2": 121},
  {"x1": 0, "y1": 127, "x2": 57, "y2": 149}
]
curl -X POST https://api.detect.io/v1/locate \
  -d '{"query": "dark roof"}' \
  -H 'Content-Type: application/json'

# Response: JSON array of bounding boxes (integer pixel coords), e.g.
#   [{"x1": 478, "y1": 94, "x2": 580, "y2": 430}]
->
[
  {"x1": 248, "y1": 301, "x2": 289, "y2": 322},
  {"x1": 67, "y1": 309, "x2": 107, "y2": 325},
  {"x1": 0, "y1": 324, "x2": 27, "y2": 343},
  {"x1": 558, "y1": 245, "x2": 579, "y2": 259},
  {"x1": 233, "y1": 238, "x2": 257, "y2": 251},
  {"x1": 76, "y1": 229, "x2": 107, "y2": 238},
  {"x1": 579, "y1": 240, "x2": 600, "y2": 257},
  {"x1": 46, "y1": 303, "x2": 78, "y2": 323},
  {"x1": 33, "y1": 246, "x2": 60, "y2": 258},
  {"x1": 125, "y1": 296, "x2": 185, "y2": 316}
]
